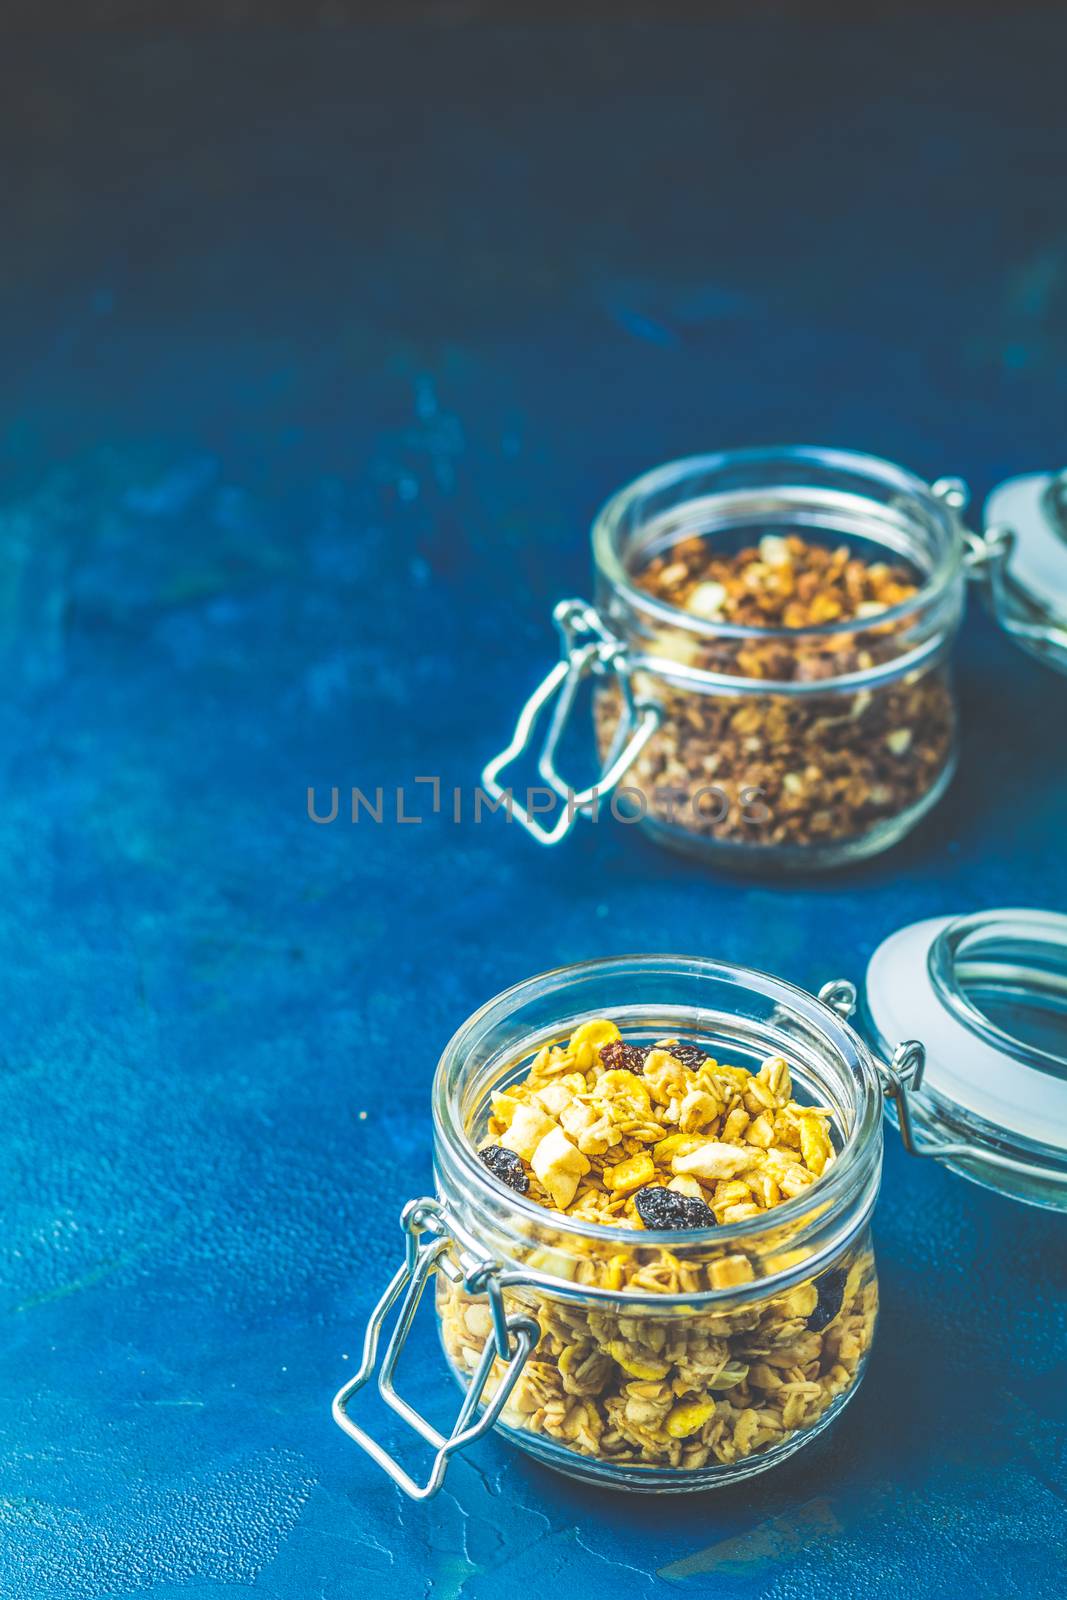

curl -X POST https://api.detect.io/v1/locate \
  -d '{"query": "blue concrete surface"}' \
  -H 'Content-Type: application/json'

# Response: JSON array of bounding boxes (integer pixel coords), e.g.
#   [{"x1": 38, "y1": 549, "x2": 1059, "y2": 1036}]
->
[{"x1": 1, "y1": 17, "x2": 1065, "y2": 1599}]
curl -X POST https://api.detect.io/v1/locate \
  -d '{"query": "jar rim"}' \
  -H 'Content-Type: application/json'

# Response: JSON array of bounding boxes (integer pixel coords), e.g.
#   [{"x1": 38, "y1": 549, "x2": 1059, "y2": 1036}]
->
[
  {"x1": 927, "y1": 907, "x2": 1067, "y2": 1082},
  {"x1": 591, "y1": 444, "x2": 965, "y2": 643},
  {"x1": 431, "y1": 953, "x2": 884, "y2": 1277}
]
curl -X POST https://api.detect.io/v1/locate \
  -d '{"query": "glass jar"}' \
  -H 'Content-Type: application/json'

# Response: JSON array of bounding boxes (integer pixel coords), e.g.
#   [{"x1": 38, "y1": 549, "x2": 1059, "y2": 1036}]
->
[
  {"x1": 333, "y1": 918, "x2": 1066, "y2": 1500},
  {"x1": 483, "y1": 449, "x2": 1067, "y2": 870},
  {"x1": 334, "y1": 954, "x2": 887, "y2": 1498}
]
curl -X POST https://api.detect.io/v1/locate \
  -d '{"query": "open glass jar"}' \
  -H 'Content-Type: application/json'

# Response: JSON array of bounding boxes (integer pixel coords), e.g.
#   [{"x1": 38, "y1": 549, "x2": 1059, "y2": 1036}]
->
[
  {"x1": 483, "y1": 449, "x2": 1067, "y2": 870},
  {"x1": 332, "y1": 916, "x2": 1066, "y2": 1500}
]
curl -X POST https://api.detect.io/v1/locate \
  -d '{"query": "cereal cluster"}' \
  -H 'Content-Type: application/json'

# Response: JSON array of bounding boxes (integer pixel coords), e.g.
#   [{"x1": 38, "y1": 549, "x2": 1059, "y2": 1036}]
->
[
  {"x1": 437, "y1": 1018, "x2": 877, "y2": 1476},
  {"x1": 482, "y1": 1018, "x2": 833, "y2": 1246},
  {"x1": 595, "y1": 532, "x2": 954, "y2": 853},
  {"x1": 639, "y1": 530, "x2": 919, "y2": 638}
]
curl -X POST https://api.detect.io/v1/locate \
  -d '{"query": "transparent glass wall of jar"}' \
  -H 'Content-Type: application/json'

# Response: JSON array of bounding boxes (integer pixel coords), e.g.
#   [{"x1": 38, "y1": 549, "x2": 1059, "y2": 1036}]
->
[
  {"x1": 431, "y1": 956, "x2": 884, "y2": 1491},
  {"x1": 590, "y1": 449, "x2": 967, "y2": 870}
]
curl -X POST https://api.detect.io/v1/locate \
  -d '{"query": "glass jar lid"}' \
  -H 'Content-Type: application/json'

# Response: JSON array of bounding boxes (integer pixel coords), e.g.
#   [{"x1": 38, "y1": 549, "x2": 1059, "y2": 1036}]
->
[
  {"x1": 980, "y1": 469, "x2": 1067, "y2": 674},
  {"x1": 864, "y1": 907, "x2": 1067, "y2": 1210}
]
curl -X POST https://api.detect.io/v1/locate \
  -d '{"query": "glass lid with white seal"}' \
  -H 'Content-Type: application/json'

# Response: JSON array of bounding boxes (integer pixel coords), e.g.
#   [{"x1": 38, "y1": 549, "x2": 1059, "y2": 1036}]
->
[
  {"x1": 862, "y1": 907, "x2": 1067, "y2": 1210},
  {"x1": 972, "y1": 468, "x2": 1067, "y2": 674}
]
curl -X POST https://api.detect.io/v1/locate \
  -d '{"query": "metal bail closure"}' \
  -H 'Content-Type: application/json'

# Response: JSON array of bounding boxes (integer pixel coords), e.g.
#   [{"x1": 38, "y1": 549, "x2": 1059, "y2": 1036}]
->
[
  {"x1": 481, "y1": 598, "x2": 662, "y2": 845},
  {"x1": 862, "y1": 911, "x2": 1067, "y2": 1211},
  {"x1": 958, "y1": 469, "x2": 1067, "y2": 675},
  {"x1": 332, "y1": 1197, "x2": 538, "y2": 1500},
  {"x1": 818, "y1": 978, "x2": 928, "y2": 1144}
]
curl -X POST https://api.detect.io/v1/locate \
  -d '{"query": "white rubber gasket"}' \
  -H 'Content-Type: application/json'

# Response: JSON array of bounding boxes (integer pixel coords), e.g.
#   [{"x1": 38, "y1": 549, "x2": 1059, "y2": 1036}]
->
[
  {"x1": 865, "y1": 914, "x2": 1067, "y2": 1149},
  {"x1": 985, "y1": 471, "x2": 1067, "y2": 618}
]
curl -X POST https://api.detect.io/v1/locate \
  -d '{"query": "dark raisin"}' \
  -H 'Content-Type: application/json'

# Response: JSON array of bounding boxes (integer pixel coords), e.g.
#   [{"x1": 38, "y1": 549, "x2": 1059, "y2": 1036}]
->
[
  {"x1": 634, "y1": 1185, "x2": 717, "y2": 1231},
  {"x1": 599, "y1": 1039, "x2": 650, "y2": 1074},
  {"x1": 671, "y1": 1044, "x2": 711, "y2": 1070},
  {"x1": 807, "y1": 1267, "x2": 847, "y2": 1331},
  {"x1": 477, "y1": 1144, "x2": 529, "y2": 1194}
]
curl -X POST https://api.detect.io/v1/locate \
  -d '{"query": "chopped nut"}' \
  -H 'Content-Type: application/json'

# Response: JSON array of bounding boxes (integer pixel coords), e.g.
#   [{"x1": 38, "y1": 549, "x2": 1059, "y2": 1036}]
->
[
  {"x1": 595, "y1": 1069, "x2": 652, "y2": 1118},
  {"x1": 642, "y1": 1049, "x2": 688, "y2": 1102},
  {"x1": 759, "y1": 533, "x2": 792, "y2": 567},
  {"x1": 746, "y1": 1113, "x2": 775, "y2": 1148},
  {"x1": 667, "y1": 1398, "x2": 716, "y2": 1437},
  {"x1": 606, "y1": 1341, "x2": 671, "y2": 1380},
  {"x1": 531, "y1": 1126, "x2": 591, "y2": 1209},
  {"x1": 463, "y1": 1302, "x2": 494, "y2": 1339},
  {"x1": 653, "y1": 1132, "x2": 704, "y2": 1165},
  {"x1": 575, "y1": 1114, "x2": 621, "y2": 1156},
  {"x1": 673, "y1": 1141, "x2": 759, "y2": 1183},
  {"x1": 678, "y1": 1088, "x2": 721, "y2": 1132},
  {"x1": 603, "y1": 1152, "x2": 656, "y2": 1195},
  {"x1": 560, "y1": 1100, "x2": 597, "y2": 1139},
  {"x1": 708, "y1": 1254, "x2": 756, "y2": 1289},
  {"x1": 686, "y1": 580, "x2": 728, "y2": 618},
  {"x1": 797, "y1": 1113, "x2": 833, "y2": 1177},
  {"x1": 499, "y1": 1103, "x2": 557, "y2": 1161},
  {"x1": 535, "y1": 1080, "x2": 575, "y2": 1117},
  {"x1": 721, "y1": 1107, "x2": 750, "y2": 1142}
]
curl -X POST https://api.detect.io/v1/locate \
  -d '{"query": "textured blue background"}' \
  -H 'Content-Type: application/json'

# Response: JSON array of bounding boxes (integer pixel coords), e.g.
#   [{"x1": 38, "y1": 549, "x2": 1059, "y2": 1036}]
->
[{"x1": 1, "y1": 18, "x2": 1065, "y2": 1599}]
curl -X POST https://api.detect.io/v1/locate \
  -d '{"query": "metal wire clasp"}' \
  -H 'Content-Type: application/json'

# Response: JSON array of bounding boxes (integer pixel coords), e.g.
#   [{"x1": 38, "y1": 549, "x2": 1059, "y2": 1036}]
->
[
  {"x1": 876, "y1": 1040, "x2": 929, "y2": 1157},
  {"x1": 943, "y1": 470, "x2": 1067, "y2": 667},
  {"x1": 818, "y1": 979, "x2": 933, "y2": 1159},
  {"x1": 331, "y1": 1197, "x2": 538, "y2": 1501},
  {"x1": 817, "y1": 976, "x2": 1044, "y2": 1179},
  {"x1": 481, "y1": 598, "x2": 662, "y2": 845}
]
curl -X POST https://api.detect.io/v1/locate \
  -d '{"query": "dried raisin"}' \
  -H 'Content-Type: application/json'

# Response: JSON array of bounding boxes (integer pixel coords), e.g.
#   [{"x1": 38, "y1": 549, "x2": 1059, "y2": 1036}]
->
[
  {"x1": 634, "y1": 1185, "x2": 717, "y2": 1231},
  {"x1": 477, "y1": 1144, "x2": 529, "y2": 1194},
  {"x1": 807, "y1": 1266, "x2": 846, "y2": 1330},
  {"x1": 599, "y1": 1039, "x2": 651, "y2": 1074},
  {"x1": 671, "y1": 1044, "x2": 711, "y2": 1070}
]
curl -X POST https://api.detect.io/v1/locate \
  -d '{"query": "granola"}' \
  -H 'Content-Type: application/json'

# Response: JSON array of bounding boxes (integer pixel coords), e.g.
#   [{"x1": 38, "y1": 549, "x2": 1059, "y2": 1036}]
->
[
  {"x1": 437, "y1": 1018, "x2": 877, "y2": 1477},
  {"x1": 595, "y1": 532, "x2": 954, "y2": 855}
]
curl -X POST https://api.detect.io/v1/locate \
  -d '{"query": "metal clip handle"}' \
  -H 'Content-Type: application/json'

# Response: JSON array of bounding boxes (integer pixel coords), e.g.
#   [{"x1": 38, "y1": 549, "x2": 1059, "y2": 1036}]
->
[
  {"x1": 818, "y1": 981, "x2": 929, "y2": 1150},
  {"x1": 876, "y1": 1039, "x2": 929, "y2": 1158},
  {"x1": 332, "y1": 1197, "x2": 538, "y2": 1501},
  {"x1": 875, "y1": 1040, "x2": 1054, "y2": 1178},
  {"x1": 481, "y1": 598, "x2": 661, "y2": 845},
  {"x1": 937, "y1": 466, "x2": 1067, "y2": 668},
  {"x1": 818, "y1": 978, "x2": 1055, "y2": 1182},
  {"x1": 964, "y1": 522, "x2": 1067, "y2": 665}
]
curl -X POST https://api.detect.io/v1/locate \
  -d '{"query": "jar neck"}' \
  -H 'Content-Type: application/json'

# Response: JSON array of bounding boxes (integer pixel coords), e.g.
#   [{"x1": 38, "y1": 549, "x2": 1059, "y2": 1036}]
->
[
  {"x1": 431, "y1": 956, "x2": 883, "y2": 1303},
  {"x1": 590, "y1": 447, "x2": 965, "y2": 692}
]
